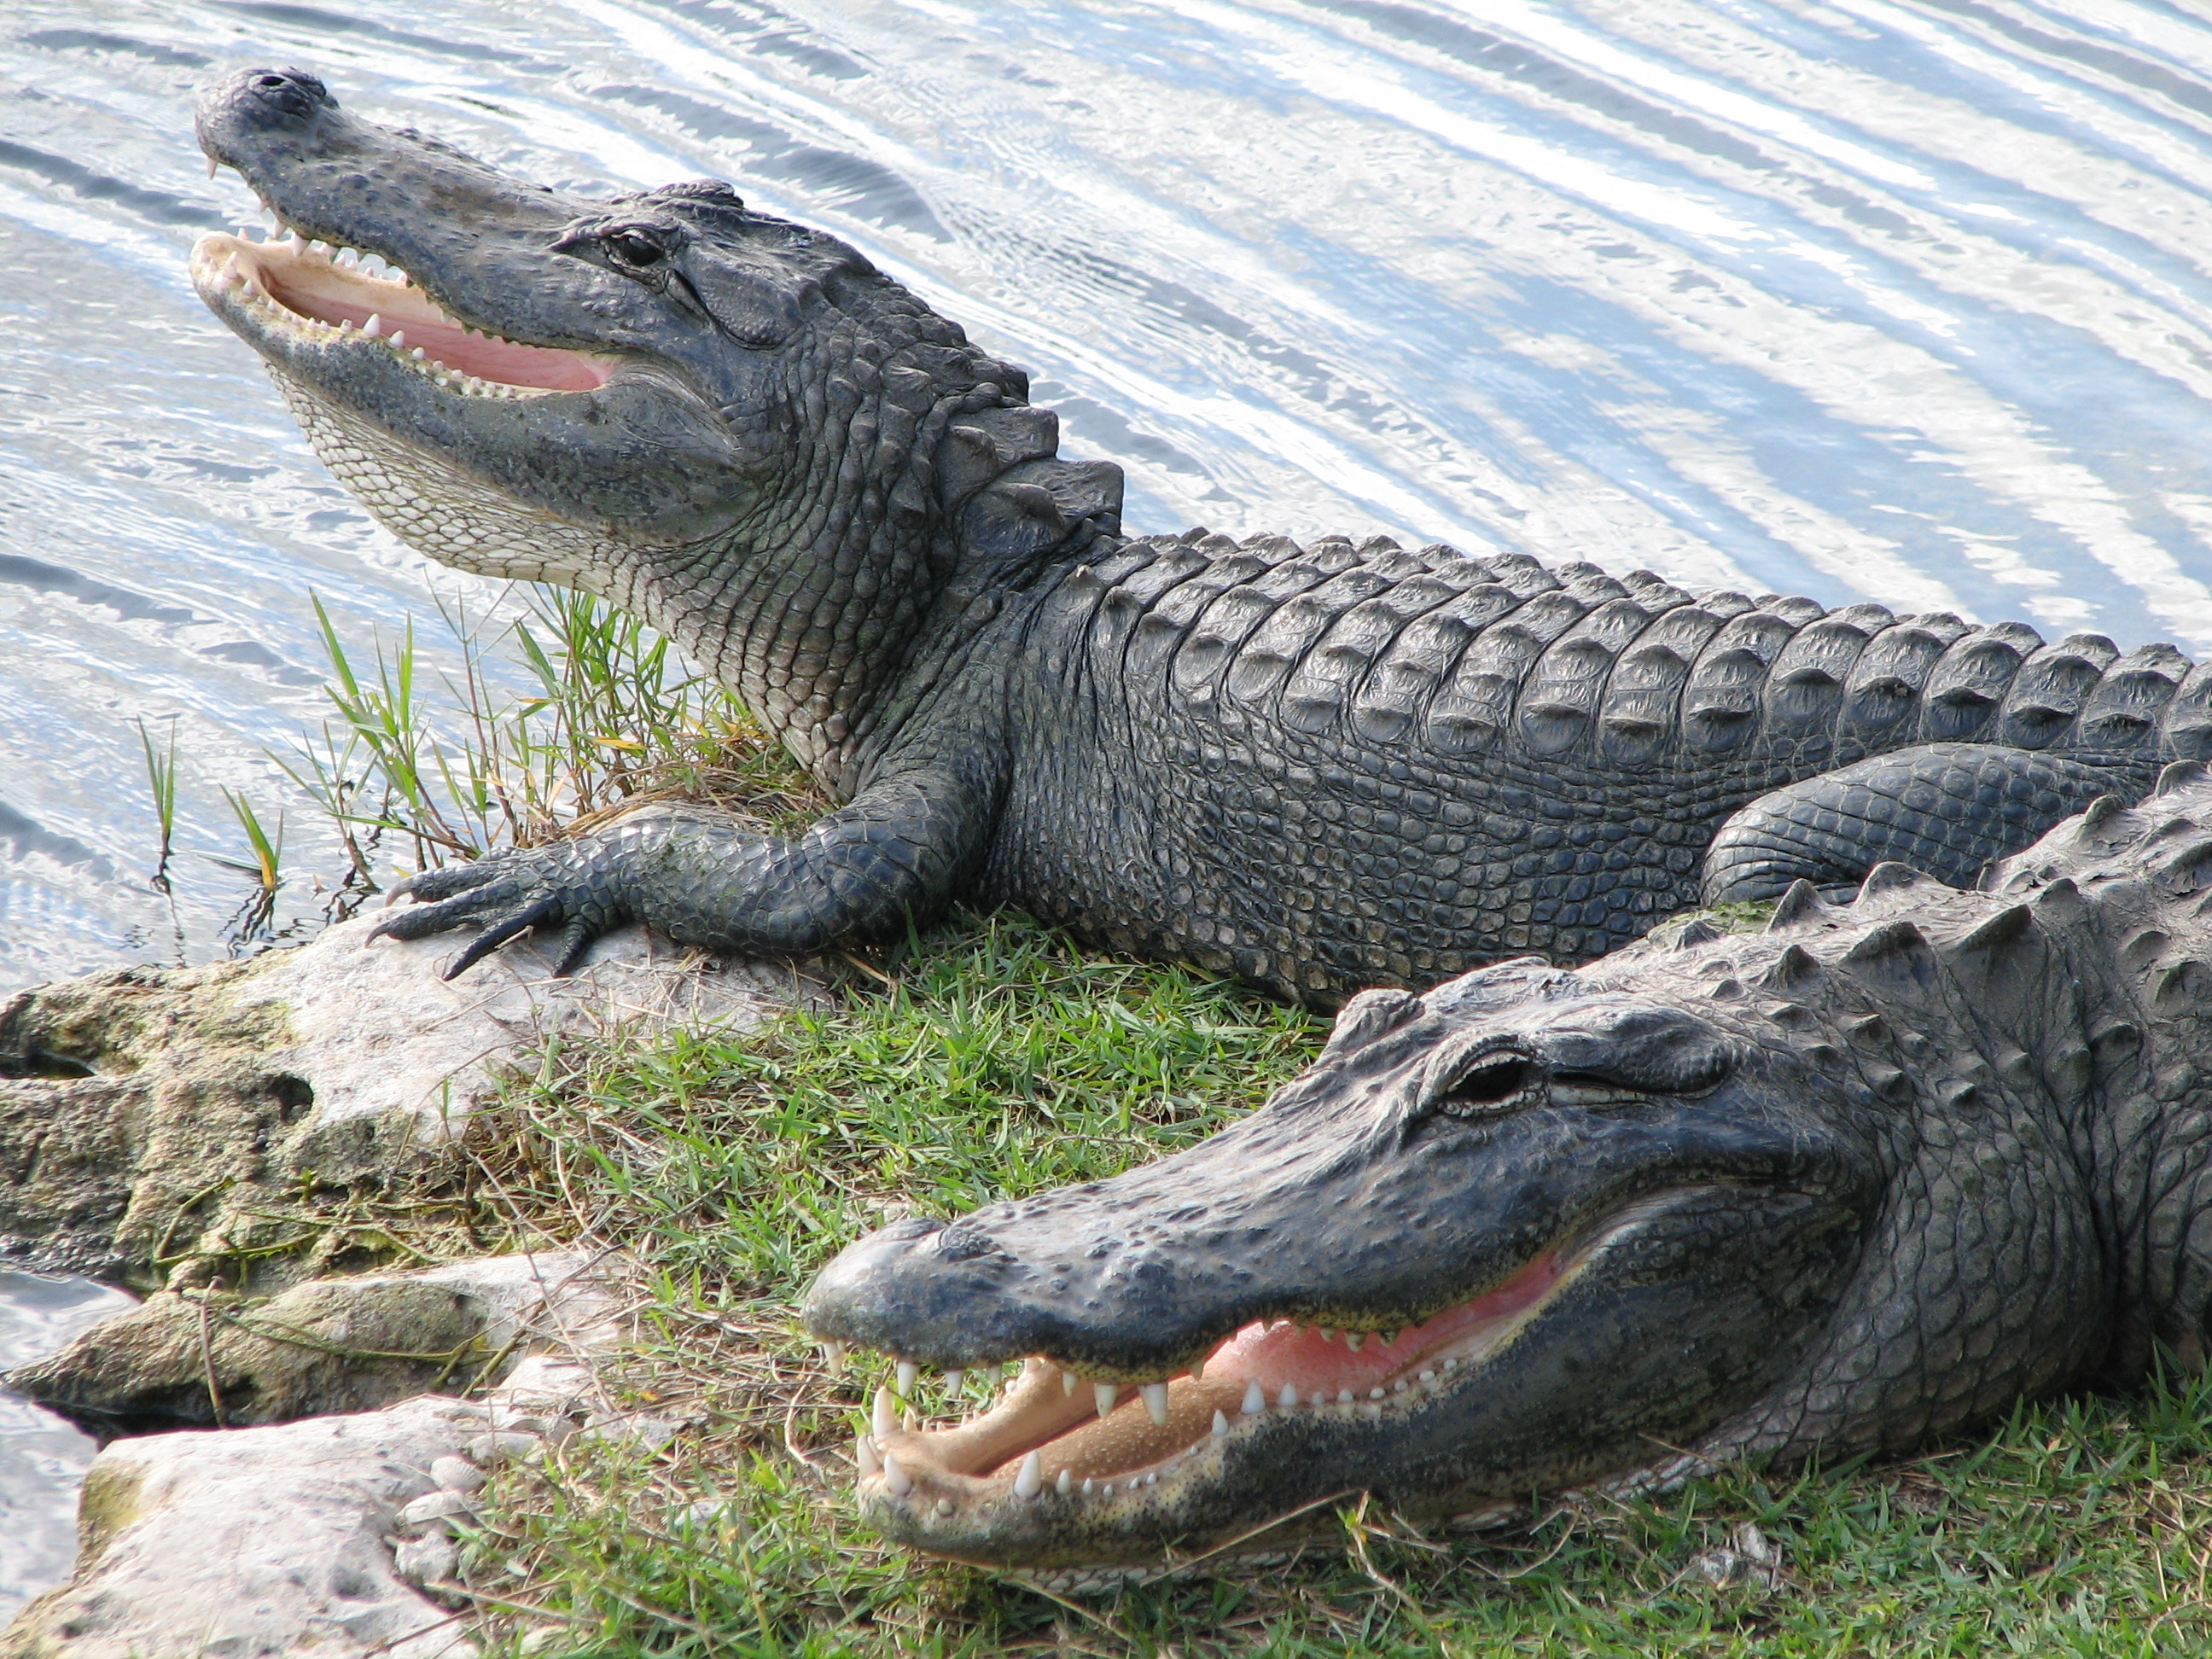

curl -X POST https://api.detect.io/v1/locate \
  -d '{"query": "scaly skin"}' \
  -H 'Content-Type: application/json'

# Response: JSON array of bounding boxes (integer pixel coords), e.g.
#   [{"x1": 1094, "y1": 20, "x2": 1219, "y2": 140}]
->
[
  {"x1": 191, "y1": 70, "x2": 2212, "y2": 1005},
  {"x1": 804, "y1": 762, "x2": 2212, "y2": 1580}
]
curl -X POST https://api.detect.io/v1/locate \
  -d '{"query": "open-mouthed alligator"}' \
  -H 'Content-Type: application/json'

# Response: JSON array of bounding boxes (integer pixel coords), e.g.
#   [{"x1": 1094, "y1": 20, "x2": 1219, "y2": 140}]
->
[
  {"x1": 192, "y1": 68, "x2": 2212, "y2": 1006},
  {"x1": 806, "y1": 760, "x2": 2212, "y2": 1585}
]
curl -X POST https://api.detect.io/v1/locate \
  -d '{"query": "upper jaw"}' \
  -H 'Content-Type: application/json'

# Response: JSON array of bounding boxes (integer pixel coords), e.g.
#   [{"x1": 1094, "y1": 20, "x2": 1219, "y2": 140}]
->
[{"x1": 192, "y1": 67, "x2": 649, "y2": 387}]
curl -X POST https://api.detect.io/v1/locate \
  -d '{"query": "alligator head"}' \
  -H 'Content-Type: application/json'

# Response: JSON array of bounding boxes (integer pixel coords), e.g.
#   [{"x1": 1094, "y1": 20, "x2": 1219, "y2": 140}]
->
[
  {"x1": 189, "y1": 69, "x2": 1113, "y2": 772},
  {"x1": 802, "y1": 766, "x2": 2212, "y2": 1577}
]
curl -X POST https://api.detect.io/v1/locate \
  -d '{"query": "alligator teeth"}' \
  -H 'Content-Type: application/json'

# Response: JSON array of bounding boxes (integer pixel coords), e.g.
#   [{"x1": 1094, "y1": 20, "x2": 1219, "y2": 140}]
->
[
  {"x1": 1318, "y1": 1327, "x2": 1335, "y2": 1344},
  {"x1": 1394, "y1": 1378, "x2": 1409, "y2": 1393},
  {"x1": 1211, "y1": 1409, "x2": 1229, "y2": 1437},
  {"x1": 855, "y1": 1435, "x2": 879, "y2": 1476},
  {"x1": 362, "y1": 313, "x2": 381, "y2": 338},
  {"x1": 1241, "y1": 1380, "x2": 1265, "y2": 1415},
  {"x1": 1277, "y1": 1382, "x2": 1298, "y2": 1409},
  {"x1": 882, "y1": 1453, "x2": 911, "y2": 1497},
  {"x1": 821, "y1": 1341, "x2": 846, "y2": 1373},
  {"x1": 1336, "y1": 1388, "x2": 1353, "y2": 1405},
  {"x1": 1081, "y1": 1477, "x2": 1095, "y2": 1495},
  {"x1": 1190, "y1": 1353, "x2": 1205, "y2": 1382},
  {"x1": 1013, "y1": 1451, "x2": 1042, "y2": 1499},
  {"x1": 1057, "y1": 1468, "x2": 1072, "y2": 1496},
  {"x1": 1419, "y1": 1368, "x2": 1436, "y2": 1383},
  {"x1": 871, "y1": 1386, "x2": 896, "y2": 1438},
  {"x1": 1345, "y1": 1331, "x2": 1365, "y2": 1353},
  {"x1": 1061, "y1": 1369, "x2": 1079, "y2": 1395},
  {"x1": 1141, "y1": 1382, "x2": 1169, "y2": 1426},
  {"x1": 942, "y1": 1370, "x2": 964, "y2": 1395},
  {"x1": 1093, "y1": 1382, "x2": 1117, "y2": 1418},
  {"x1": 1369, "y1": 1386, "x2": 1386, "y2": 1400},
  {"x1": 894, "y1": 1360, "x2": 918, "y2": 1397}
]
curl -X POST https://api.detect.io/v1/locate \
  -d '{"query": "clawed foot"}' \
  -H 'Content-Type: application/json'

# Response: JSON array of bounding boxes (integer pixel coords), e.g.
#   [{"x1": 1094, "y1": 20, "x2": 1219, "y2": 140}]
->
[{"x1": 367, "y1": 841, "x2": 626, "y2": 980}]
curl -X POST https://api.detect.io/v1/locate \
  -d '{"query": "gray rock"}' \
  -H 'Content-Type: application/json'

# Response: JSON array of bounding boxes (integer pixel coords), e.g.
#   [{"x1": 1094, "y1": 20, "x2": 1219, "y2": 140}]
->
[
  {"x1": 398, "y1": 1487, "x2": 479, "y2": 1531},
  {"x1": 0, "y1": 917, "x2": 806, "y2": 1290},
  {"x1": 5, "y1": 1252, "x2": 614, "y2": 1434},
  {"x1": 430, "y1": 1456, "x2": 486, "y2": 1494},
  {"x1": 392, "y1": 1532, "x2": 460, "y2": 1591},
  {"x1": 0, "y1": 1394, "x2": 487, "y2": 1659}
]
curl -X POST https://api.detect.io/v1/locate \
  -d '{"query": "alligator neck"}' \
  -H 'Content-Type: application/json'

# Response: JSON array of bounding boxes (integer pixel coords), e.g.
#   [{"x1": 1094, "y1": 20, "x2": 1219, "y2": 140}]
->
[{"x1": 622, "y1": 392, "x2": 1124, "y2": 795}]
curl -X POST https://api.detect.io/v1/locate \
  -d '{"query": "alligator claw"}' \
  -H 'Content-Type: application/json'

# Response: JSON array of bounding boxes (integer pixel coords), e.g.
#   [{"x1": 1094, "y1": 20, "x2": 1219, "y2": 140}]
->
[{"x1": 364, "y1": 844, "x2": 621, "y2": 979}]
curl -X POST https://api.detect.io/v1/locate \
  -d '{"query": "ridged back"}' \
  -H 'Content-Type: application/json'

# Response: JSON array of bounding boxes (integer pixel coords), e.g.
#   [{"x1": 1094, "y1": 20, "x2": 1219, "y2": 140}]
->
[{"x1": 1079, "y1": 529, "x2": 2212, "y2": 768}]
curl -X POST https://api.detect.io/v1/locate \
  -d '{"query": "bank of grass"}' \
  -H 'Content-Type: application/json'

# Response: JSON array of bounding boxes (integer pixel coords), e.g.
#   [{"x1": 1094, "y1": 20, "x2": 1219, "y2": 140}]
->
[
  {"x1": 435, "y1": 913, "x2": 2212, "y2": 1658},
  {"x1": 291, "y1": 597, "x2": 2212, "y2": 1654}
]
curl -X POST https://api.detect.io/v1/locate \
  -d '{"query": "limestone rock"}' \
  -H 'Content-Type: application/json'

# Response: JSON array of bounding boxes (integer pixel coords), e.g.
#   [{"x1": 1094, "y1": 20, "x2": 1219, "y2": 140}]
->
[
  {"x1": 0, "y1": 1394, "x2": 490, "y2": 1659},
  {"x1": 6, "y1": 1252, "x2": 614, "y2": 1434},
  {"x1": 0, "y1": 917, "x2": 806, "y2": 1289}
]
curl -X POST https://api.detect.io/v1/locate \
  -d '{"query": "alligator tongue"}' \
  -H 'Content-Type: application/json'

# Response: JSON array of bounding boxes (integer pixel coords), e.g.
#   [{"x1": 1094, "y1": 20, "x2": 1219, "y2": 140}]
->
[{"x1": 1199, "y1": 1249, "x2": 1563, "y2": 1398}]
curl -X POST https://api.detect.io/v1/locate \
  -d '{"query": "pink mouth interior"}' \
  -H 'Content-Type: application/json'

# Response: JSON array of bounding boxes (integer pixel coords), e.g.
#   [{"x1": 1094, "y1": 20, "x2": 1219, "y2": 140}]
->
[
  {"x1": 202, "y1": 231, "x2": 613, "y2": 392},
  {"x1": 1198, "y1": 1249, "x2": 1564, "y2": 1395}
]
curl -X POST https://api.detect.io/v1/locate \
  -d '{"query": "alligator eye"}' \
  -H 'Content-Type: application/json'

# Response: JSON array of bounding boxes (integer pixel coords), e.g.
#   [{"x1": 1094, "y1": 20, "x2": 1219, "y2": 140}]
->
[
  {"x1": 1434, "y1": 1051, "x2": 1540, "y2": 1117},
  {"x1": 605, "y1": 230, "x2": 666, "y2": 265}
]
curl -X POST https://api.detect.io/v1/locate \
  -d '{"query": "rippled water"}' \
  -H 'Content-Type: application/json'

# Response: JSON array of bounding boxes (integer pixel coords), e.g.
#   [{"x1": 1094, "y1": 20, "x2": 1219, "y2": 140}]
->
[
  {"x1": 4, "y1": 0, "x2": 2212, "y2": 1615},
  {"x1": 0, "y1": 1273, "x2": 134, "y2": 1622}
]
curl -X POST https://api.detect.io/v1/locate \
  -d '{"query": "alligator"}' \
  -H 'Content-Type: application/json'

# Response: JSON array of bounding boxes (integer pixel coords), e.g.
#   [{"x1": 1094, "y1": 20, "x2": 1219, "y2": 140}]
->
[
  {"x1": 803, "y1": 762, "x2": 2212, "y2": 1583},
  {"x1": 192, "y1": 69, "x2": 2212, "y2": 1006}
]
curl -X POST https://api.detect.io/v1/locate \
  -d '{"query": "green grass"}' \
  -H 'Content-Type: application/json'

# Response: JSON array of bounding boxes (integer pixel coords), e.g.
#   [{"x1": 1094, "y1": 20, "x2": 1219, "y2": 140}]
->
[{"x1": 437, "y1": 915, "x2": 2212, "y2": 1659}]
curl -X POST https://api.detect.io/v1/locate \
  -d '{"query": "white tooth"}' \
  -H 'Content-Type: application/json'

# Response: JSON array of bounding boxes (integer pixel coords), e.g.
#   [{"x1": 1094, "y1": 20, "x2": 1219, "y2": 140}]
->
[
  {"x1": 856, "y1": 1435, "x2": 880, "y2": 1476},
  {"x1": 1101, "y1": 1483, "x2": 1114, "y2": 1497},
  {"x1": 1360, "y1": 1402, "x2": 1382, "y2": 1419},
  {"x1": 1057, "y1": 1469, "x2": 1072, "y2": 1496},
  {"x1": 1062, "y1": 1370, "x2": 1079, "y2": 1396},
  {"x1": 1318, "y1": 1328, "x2": 1334, "y2": 1344},
  {"x1": 363, "y1": 313, "x2": 381, "y2": 338},
  {"x1": 1346, "y1": 1332, "x2": 1365, "y2": 1353},
  {"x1": 1241, "y1": 1381, "x2": 1265, "y2": 1416},
  {"x1": 943, "y1": 1370, "x2": 964, "y2": 1395},
  {"x1": 338, "y1": 247, "x2": 358, "y2": 267},
  {"x1": 1277, "y1": 1383, "x2": 1298, "y2": 1409},
  {"x1": 1370, "y1": 1386, "x2": 1386, "y2": 1400},
  {"x1": 1419, "y1": 1369, "x2": 1436, "y2": 1383},
  {"x1": 388, "y1": 329, "x2": 405, "y2": 349},
  {"x1": 872, "y1": 1387, "x2": 896, "y2": 1438},
  {"x1": 1141, "y1": 1382, "x2": 1169, "y2": 1427},
  {"x1": 882, "y1": 1454, "x2": 911, "y2": 1497},
  {"x1": 934, "y1": 1498, "x2": 953, "y2": 1516},
  {"x1": 1014, "y1": 1452, "x2": 1042, "y2": 1499},
  {"x1": 1144, "y1": 1473, "x2": 1157, "y2": 1486},
  {"x1": 823, "y1": 1341, "x2": 847, "y2": 1373},
  {"x1": 1444, "y1": 1357, "x2": 1459, "y2": 1371},
  {"x1": 410, "y1": 347, "x2": 426, "y2": 361},
  {"x1": 1337, "y1": 1389, "x2": 1353, "y2": 1405},
  {"x1": 1211, "y1": 1410, "x2": 1229, "y2": 1438},
  {"x1": 903, "y1": 1408, "x2": 918, "y2": 1432},
  {"x1": 1393, "y1": 1379, "x2": 1408, "y2": 1393},
  {"x1": 1093, "y1": 1382, "x2": 1118, "y2": 1418},
  {"x1": 1082, "y1": 1477, "x2": 1095, "y2": 1495},
  {"x1": 206, "y1": 154, "x2": 217, "y2": 179}
]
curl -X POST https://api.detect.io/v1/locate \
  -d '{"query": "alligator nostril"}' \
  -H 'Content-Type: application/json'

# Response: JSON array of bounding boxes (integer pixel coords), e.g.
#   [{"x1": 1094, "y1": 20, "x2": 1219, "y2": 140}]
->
[{"x1": 242, "y1": 69, "x2": 331, "y2": 120}]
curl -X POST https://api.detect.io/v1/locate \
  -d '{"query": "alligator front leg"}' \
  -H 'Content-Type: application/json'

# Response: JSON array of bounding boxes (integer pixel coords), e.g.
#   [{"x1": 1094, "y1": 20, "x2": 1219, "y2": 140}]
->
[
  {"x1": 1700, "y1": 741, "x2": 2158, "y2": 905},
  {"x1": 367, "y1": 768, "x2": 991, "y2": 979}
]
